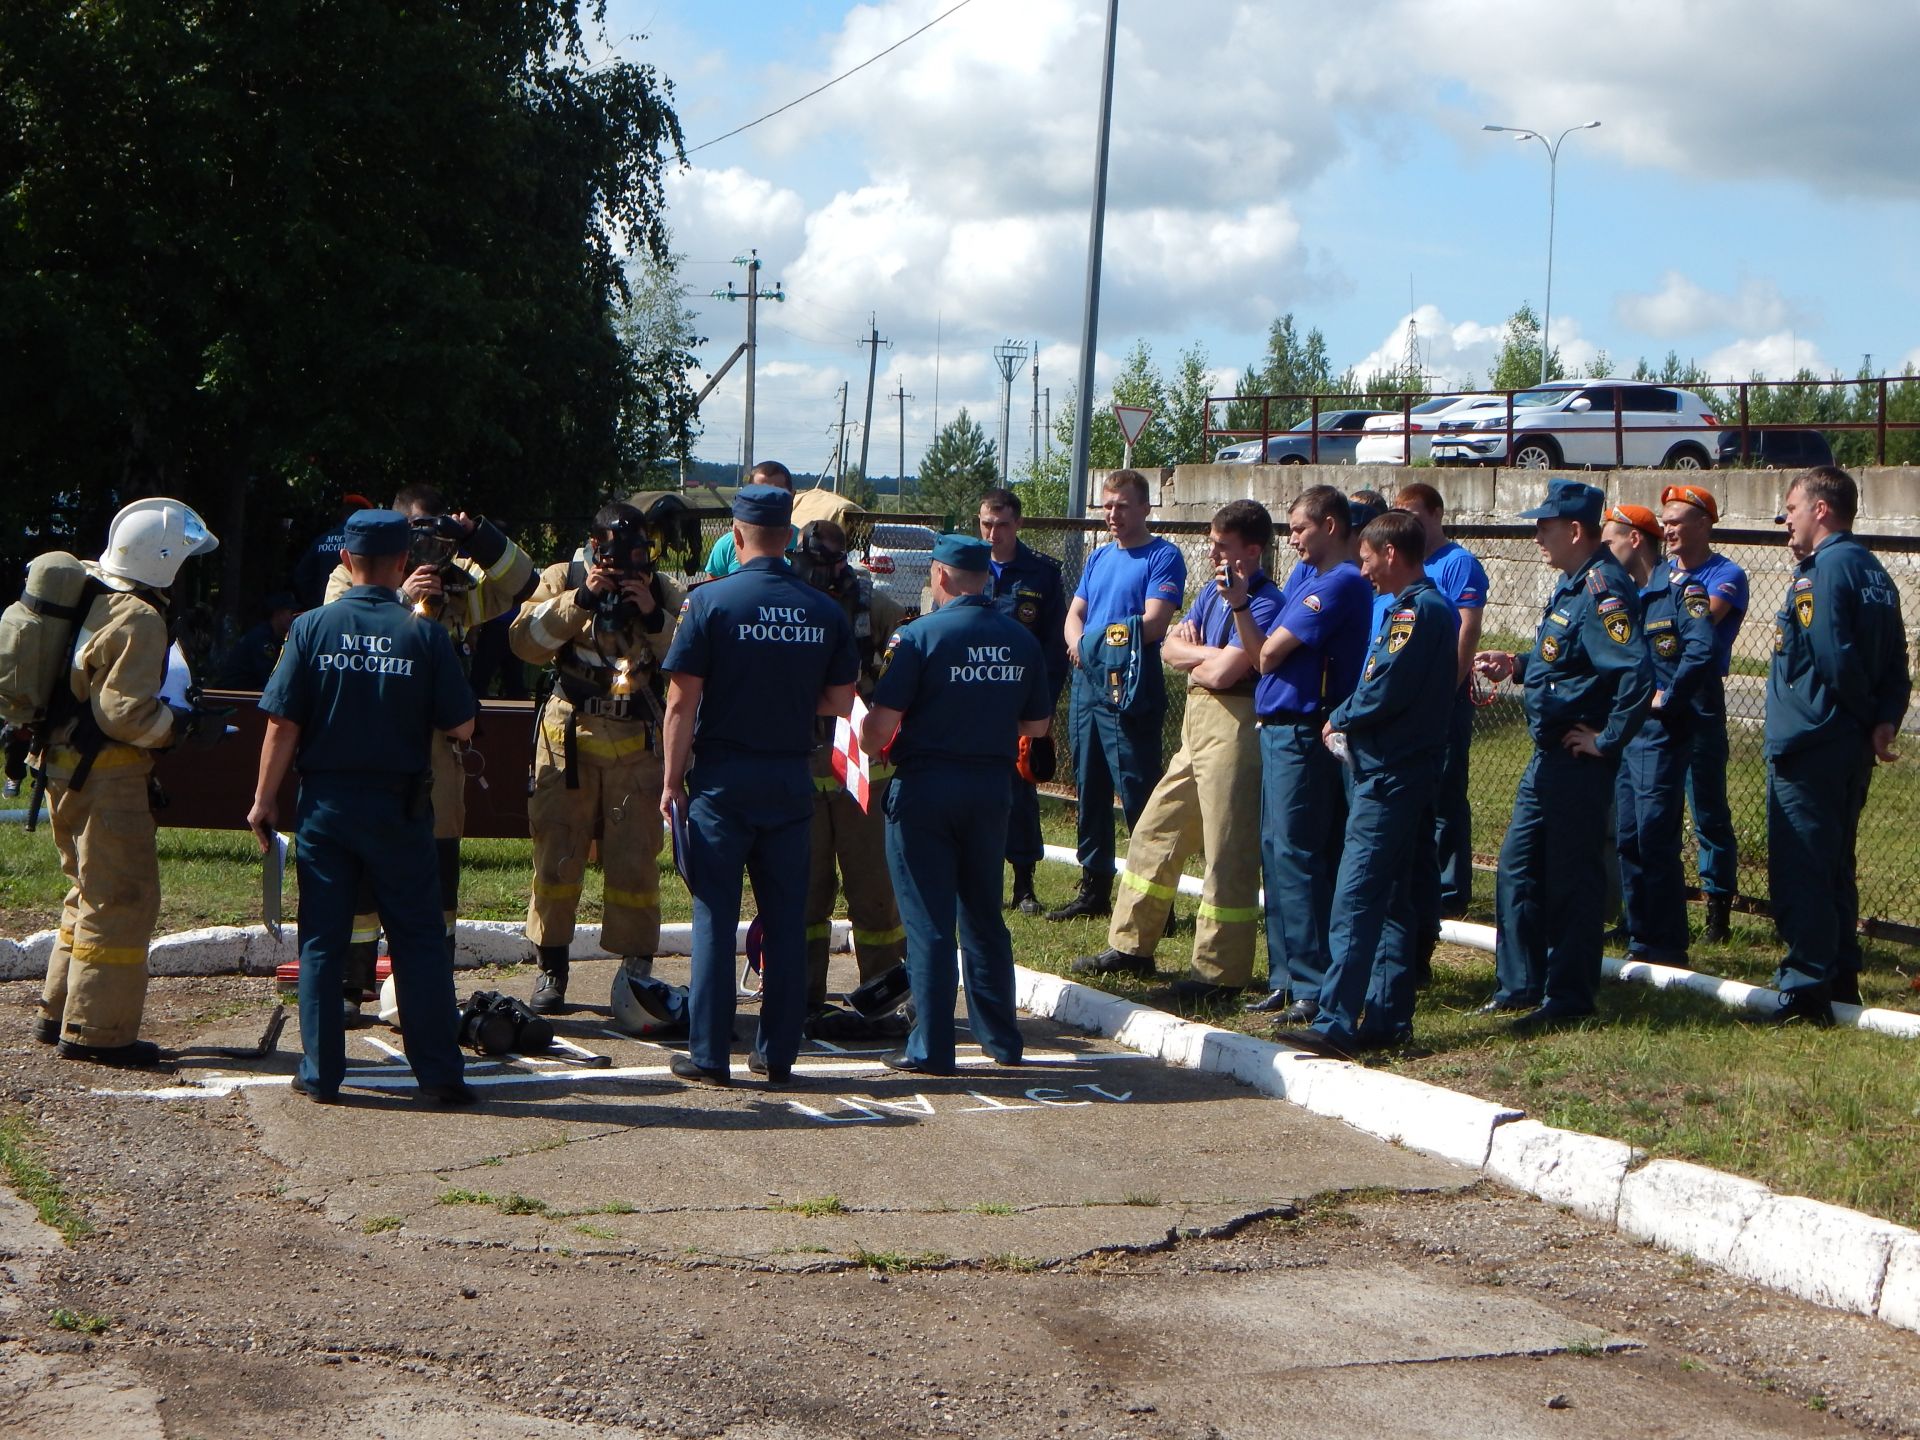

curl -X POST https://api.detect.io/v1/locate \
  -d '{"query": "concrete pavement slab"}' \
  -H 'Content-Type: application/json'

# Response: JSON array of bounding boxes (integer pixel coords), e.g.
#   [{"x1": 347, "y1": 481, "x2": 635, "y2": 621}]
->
[{"x1": 131, "y1": 957, "x2": 1478, "y2": 1266}]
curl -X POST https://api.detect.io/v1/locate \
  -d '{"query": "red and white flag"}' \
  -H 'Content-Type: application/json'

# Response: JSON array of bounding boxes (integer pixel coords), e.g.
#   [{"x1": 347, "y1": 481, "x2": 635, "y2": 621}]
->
[{"x1": 832, "y1": 695, "x2": 872, "y2": 812}]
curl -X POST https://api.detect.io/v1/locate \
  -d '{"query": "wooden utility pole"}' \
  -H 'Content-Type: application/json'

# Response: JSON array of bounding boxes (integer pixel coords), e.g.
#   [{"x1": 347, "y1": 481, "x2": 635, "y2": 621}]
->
[
  {"x1": 857, "y1": 316, "x2": 889, "y2": 487},
  {"x1": 890, "y1": 376, "x2": 914, "y2": 499},
  {"x1": 710, "y1": 251, "x2": 784, "y2": 477}
]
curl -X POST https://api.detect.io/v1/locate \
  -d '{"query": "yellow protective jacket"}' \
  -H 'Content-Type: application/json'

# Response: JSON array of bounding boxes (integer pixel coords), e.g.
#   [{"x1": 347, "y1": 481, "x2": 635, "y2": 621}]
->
[
  {"x1": 43, "y1": 571, "x2": 177, "y2": 766},
  {"x1": 510, "y1": 561, "x2": 681, "y2": 734}
]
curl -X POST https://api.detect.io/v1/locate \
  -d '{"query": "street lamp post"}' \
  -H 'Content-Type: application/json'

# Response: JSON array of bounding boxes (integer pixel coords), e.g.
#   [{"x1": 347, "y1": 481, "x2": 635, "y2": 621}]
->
[{"x1": 1483, "y1": 120, "x2": 1600, "y2": 385}]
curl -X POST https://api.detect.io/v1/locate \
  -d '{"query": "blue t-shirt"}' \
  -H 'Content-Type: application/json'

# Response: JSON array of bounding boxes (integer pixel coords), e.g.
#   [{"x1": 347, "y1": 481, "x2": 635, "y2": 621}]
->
[
  {"x1": 260, "y1": 586, "x2": 474, "y2": 776},
  {"x1": 1074, "y1": 535, "x2": 1187, "y2": 631},
  {"x1": 870, "y1": 595, "x2": 1052, "y2": 770},
  {"x1": 1670, "y1": 550, "x2": 1748, "y2": 677},
  {"x1": 1184, "y1": 571, "x2": 1283, "y2": 648},
  {"x1": 662, "y1": 558, "x2": 859, "y2": 760},
  {"x1": 1254, "y1": 561, "x2": 1373, "y2": 717},
  {"x1": 1426, "y1": 540, "x2": 1490, "y2": 610}
]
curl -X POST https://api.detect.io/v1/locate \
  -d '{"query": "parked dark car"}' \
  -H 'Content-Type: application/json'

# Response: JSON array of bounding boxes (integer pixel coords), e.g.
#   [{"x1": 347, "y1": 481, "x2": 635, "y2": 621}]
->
[
  {"x1": 1213, "y1": 409, "x2": 1391, "y2": 465},
  {"x1": 1716, "y1": 428, "x2": 1834, "y2": 469}
]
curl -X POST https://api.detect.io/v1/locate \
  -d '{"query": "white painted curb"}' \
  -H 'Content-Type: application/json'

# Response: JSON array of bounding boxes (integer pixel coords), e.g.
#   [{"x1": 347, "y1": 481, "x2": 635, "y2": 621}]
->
[
  {"x1": 0, "y1": 919, "x2": 853, "y2": 981},
  {"x1": 1011, "y1": 961, "x2": 1920, "y2": 1336},
  {"x1": 1437, "y1": 918, "x2": 1920, "y2": 1040}
]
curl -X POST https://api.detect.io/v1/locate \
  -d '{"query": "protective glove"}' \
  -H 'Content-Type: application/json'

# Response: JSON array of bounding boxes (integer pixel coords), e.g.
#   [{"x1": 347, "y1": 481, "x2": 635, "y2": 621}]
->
[{"x1": 1017, "y1": 733, "x2": 1056, "y2": 785}]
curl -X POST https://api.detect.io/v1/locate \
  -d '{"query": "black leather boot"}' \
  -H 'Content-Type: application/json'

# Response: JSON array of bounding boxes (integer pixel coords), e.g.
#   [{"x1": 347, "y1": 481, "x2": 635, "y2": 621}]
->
[
  {"x1": 1007, "y1": 864, "x2": 1041, "y2": 916},
  {"x1": 531, "y1": 945, "x2": 570, "y2": 1014},
  {"x1": 1703, "y1": 895, "x2": 1732, "y2": 943},
  {"x1": 1044, "y1": 875, "x2": 1110, "y2": 922}
]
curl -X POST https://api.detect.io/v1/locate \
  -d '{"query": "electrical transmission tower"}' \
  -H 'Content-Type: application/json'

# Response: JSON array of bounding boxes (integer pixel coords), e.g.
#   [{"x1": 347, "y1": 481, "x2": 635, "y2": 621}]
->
[
  {"x1": 709, "y1": 251, "x2": 784, "y2": 477},
  {"x1": 992, "y1": 339, "x2": 1028, "y2": 485}
]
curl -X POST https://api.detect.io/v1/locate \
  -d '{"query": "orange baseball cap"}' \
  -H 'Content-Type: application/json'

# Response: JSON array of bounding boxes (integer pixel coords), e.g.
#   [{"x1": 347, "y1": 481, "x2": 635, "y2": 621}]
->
[
  {"x1": 1605, "y1": 503, "x2": 1662, "y2": 541},
  {"x1": 1660, "y1": 483, "x2": 1718, "y2": 522}
]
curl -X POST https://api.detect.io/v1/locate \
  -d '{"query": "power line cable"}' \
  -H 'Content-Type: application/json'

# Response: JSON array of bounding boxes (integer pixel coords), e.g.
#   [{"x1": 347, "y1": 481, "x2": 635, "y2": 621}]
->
[{"x1": 684, "y1": 0, "x2": 976, "y2": 156}]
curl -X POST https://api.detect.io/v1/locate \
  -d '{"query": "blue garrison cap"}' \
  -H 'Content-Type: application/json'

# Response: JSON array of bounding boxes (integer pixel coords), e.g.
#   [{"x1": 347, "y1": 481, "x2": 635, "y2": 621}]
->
[
  {"x1": 342, "y1": 509, "x2": 410, "y2": 557},
  {"x1": 932, "y1": 533, "x2": 992, "y2": 572},
  {"x1": 1346, "y1": 499, "x2": 1383, "y2": 533},
  {"x1": 732, "y1": 484, "x2": 793, "y2": 527},
  {"x1": 1519, "y1": 478, "x2": 1605, "y2": 525}
]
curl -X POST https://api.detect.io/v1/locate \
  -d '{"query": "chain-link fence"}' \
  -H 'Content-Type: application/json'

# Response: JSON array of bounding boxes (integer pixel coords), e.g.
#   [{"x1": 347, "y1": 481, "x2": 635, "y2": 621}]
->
[{"x1": 673, "y1": 508, "x2": 1920, "y2": 941}]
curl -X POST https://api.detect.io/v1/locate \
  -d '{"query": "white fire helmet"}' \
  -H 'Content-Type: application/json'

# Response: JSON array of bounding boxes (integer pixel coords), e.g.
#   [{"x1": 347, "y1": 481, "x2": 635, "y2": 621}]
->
[{"x1": 99, "y1": 498, "x2": 219, "y2": 589}]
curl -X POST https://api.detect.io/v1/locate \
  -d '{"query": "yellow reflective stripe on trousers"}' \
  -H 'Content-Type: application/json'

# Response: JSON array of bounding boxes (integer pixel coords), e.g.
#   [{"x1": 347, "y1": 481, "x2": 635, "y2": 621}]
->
[
  {"x1": 812, "y1": 775, "x2": 841, "y2": 793},
  {"x1": 70, "y1": 943, "x2": 147, "y2": 967},
  {"x1": 44, "y1": 744, "x2": 148, "y2": 777},
  {"x1": 851, "y1": 925, "x2": 905, "y2": 946},
  {"x1": 349, "y1": 926, "x2": 379, "y2": 944},
  {"x1": 573, "y1": 731, "x2": 653, "y2": 760},
  {"x1": 1196, "y1": 900, "x2": 1263, "y2": 923},
  {"x1": 603, "y1": 886, "x2": 658, "y2": 909},
  {"x1": 533, "y1": 880, "x2": 583, "y2": 900},
  {"x1": 1117, "y1": 867, "x2": 1178, "y2": 902},
  {"x1": 804, "y1": 923, "x2": 833, "y2": 941}
]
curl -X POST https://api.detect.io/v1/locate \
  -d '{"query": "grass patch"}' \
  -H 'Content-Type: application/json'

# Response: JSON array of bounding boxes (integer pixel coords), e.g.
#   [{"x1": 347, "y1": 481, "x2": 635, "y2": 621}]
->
[
  {"x1": 435, "y1": 1187, "x2": 550, "y2": 1216},
  {"x1": 48, "y1": 1307, "x2": 110, "y2": 1335},
  {"x1": 360, "y1": 1215, "x2": 403, "y2": 1234},
  {"x1": 983, "y1": 1252, "x2": 1045, "y2": 1272},
  {"x1": 1119, "y1": 1192, "x2": 1160, "y2": 1208},
  {"x1": 967, "y1": 1201, "x2": 1016, "y2": 1216},
  {"x1": 593, "y1": 1200, "x2": 639, "y2": 1215},
  {"x1": 772, "y1": 1194, "x2": 847, "y2": 1218},
  {"x1": 0, "y1": 1113, "x2": 92, "y2": 1243},
  {"x1": 436, "y1": 1188, "x2": 496, "y2": 1207},
  {"x1": 572, "y1": 1223, "x2": 618, "y2": 1240},
  {"x1": 849, "y1": 1247, "x2": 947, "y2": 1272}
]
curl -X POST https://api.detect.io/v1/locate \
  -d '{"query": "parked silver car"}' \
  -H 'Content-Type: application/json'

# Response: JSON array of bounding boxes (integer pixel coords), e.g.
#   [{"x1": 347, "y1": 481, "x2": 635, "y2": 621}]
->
[{"x1": 1213, "y1": 410, "x2": 1391, "y2": 465}]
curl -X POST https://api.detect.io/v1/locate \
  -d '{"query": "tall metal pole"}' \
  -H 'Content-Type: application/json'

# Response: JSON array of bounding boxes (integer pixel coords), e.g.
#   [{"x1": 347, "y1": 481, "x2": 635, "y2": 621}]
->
[
  {"x1": 1483, "y1": 122, "x2": 1599, "y2": 385},
  {"x1": 1068, "y1": 0, "x2": 1121, "y2": 559},
  {"x1": 858, "y1": 314, "x2": 886, "y2": 486},
  {"x1": 892, "y1": 376, "x2": 914, "y2": 494},
  {"x1": 1031, "y1": 345, "x2": 1040, "y2": 482},
  {"x1": 832, "y1": 381, "x2": 848, "y2": 491}
]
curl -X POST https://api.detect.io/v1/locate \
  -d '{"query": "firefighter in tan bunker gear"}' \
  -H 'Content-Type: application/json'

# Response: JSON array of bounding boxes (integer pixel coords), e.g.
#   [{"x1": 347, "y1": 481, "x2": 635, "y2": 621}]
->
[
  {"x1": 37, "y1": 499, "x2": 219, "y2": 1068},
  {"x1": 324, "y1": 483, "x2": 536, "y2": 1011},
  {"x1": 510, "y1": 503, "x2": 681, "y2": 1014},
  {"x1": 794, "y1": 520, "x2": 911, "y2": 1038}
]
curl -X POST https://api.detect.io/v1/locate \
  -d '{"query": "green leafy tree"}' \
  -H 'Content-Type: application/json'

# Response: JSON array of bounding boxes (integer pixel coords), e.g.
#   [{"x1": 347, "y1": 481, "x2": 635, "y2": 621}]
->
[
  {"x1": 914, "y1": 408, "x2": 999, "y2": 524},
  {"x1": 0, "y1": 1, "x2": 690, "y2": 619},
  {"x1": 1486, "y1": 304, "x2": 1567, "y2": 391},
  {"x1": 833, "y1": 465, "x2": 880, "y2": 510},
  {"x1": 1225, "y1": 314, "x2": 1345, "y2": 435}
]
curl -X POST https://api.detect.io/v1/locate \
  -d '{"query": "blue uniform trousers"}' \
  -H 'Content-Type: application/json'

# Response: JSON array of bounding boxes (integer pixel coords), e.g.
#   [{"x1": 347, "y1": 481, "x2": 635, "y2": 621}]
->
[
  {"x1": 1685, "y1": 713, "x2": 1738, "y2": 898},
  {"x1": 1259, "y1": 720, "x2": 1345, "y2": 1002},
  {"x1": 1314, "y1": 756, "x2": 1440, "y2": 1047},
  {"x1": 1434, "y1": 684, "x2": 1476, "y2": 914},
  {"x1": 1068, "y1": 667, "x2": 1164, "y2": 884},
  {"x1": 1492, "y1": 747, "x2": 1619, "y2": 1015},
  {"x1": 885, "y1": 769, "x2": 1025, "y2": 1070},
  {"x1": 1005, "y1": 774, "x2": 1043, "y2": 868},
  {"x1": 686, "y1": 755, "x2": 813, "y2": 1072},
  {"x1": 1616, "y1": 719, "x2": 1693, "y2": 962},
  {"x1": 294, "y1": 778, "x2": 464, "y2": 1096},
  {"x1": 1767, "y1": 736, "x2": 1871, "y2": 1003}
]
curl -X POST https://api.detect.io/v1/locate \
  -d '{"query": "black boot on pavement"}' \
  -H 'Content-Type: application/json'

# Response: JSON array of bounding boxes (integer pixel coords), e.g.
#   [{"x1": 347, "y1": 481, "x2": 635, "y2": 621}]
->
[{"x1": 531, "y1": 945, "x2": 570, "y2": 1014}]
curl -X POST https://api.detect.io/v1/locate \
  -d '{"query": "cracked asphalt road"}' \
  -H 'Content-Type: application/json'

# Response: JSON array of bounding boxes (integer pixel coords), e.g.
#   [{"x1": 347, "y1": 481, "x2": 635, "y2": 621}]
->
[{"x1": 3, "y1": 958, "x2": 1918, "y2": 1439}]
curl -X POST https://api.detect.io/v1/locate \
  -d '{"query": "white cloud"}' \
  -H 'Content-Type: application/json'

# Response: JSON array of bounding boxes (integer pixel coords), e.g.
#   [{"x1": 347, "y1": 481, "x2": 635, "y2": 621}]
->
[
  {"x1": 1614, "y1": 272, "x2": 1801, "y2": 339},
  {"x1": 1345, "y1": 305, "x2": 1599, "y2": 390},
  {"x1": 1702, "y1": 332, "x2": 1831, "y2": 381}
]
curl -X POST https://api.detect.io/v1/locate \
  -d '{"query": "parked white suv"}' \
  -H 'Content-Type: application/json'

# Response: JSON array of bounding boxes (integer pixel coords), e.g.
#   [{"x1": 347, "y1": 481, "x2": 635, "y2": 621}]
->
[
  {"x1": 1354, "y1": 395, "x2": 1507, "y2": 466},
  {"x1": 1429, "y1": 381, "x2": 1719, "y2": 470},
  {"x1": 858, "y1": 522, "x2": 937, "y2": 611}
]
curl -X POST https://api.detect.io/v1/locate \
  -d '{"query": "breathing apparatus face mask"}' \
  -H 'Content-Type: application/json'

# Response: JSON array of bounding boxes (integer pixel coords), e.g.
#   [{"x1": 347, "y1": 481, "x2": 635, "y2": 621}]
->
[
  {"x1": 792, "y1": 524, "x2": 849, "y2": 592},
  {"x1": 588, "y1": 517, "x2": 654, "y2": 579},
  {"x1": 408, "y1": 515, "x2": 464, "y2": 571}
]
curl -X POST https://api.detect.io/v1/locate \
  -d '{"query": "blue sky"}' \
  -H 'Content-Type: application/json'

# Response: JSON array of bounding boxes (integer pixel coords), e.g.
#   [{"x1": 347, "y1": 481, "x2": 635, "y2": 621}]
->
[{"x1": 601, "y1": 0, "x2": 1920, "y2": 473}]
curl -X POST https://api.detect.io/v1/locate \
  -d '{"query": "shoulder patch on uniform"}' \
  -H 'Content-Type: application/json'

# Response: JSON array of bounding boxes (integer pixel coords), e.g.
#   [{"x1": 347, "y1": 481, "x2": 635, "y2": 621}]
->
[
  {"x1": 1793, "y1": 576, "x2": 1813, "y2": 592},
  {"x1": 1386, "y1": 614, "x2": 1415, "y2": 653},
  {"x1": 1302, "y1": 594, "x2": 1322, "y2": 612},
  {"x1": 1604, "y1": 612, "x2": 1633, "y2": 645},
  {"x1": 1795, "y1": 589, "x2": 1814, "y2": 629},
  {"x1": 1684, "y1": 583, "x2": 1709, "y2": 619},
  {"x1": 1540, "y1": 633, "x2": 1562, "y2": 662},
  {"x1": 1597, "y1": 595, "x2": 1624, "y2": 614}
]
